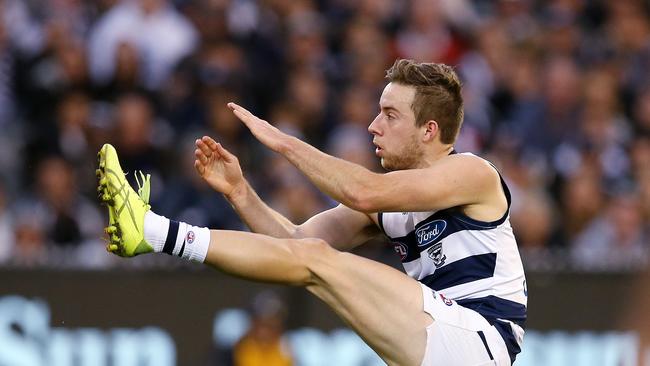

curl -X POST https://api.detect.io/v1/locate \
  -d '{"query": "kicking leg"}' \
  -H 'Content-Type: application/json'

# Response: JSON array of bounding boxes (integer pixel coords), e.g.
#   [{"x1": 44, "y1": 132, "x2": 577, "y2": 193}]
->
[{"x1": 205, "y1": 230, "x2": 432, "y2": 366}]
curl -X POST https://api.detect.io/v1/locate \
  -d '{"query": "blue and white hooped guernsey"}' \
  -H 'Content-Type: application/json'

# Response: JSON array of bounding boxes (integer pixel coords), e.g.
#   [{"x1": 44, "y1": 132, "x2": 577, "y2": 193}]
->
[{"x1": 378, "y1": 153, "x2": 527, "y2": 364}]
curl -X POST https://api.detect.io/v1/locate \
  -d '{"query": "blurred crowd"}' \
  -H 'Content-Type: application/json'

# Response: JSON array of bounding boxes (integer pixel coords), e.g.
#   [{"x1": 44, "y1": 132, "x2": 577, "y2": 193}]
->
[{"x1": 0, "y1": 0, "x2": 648, "y2": 270}]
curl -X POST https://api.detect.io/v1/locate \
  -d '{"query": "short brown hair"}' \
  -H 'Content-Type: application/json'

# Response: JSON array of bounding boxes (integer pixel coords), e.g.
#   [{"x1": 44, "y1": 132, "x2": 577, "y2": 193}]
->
[{"x1": 386, "y1": 59, "x2": 464, "y2": 144}]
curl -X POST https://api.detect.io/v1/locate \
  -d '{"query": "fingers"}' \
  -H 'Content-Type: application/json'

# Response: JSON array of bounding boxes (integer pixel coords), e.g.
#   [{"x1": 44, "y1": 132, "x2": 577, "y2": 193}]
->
[
  {"x1": 230, "y1": 108, "x2": 248, "y2": 124},
  {"x1": 196, "y1": 138, "x2": 215, "y2": 157},
  {"x1": 214, "y1": 142, "x2": 235, "y2": 163},
  {"x1": 202, "y1": 136, "x2": 219, "y2": 151},
  {"x1": 195, "y1": 148, "x2": 209, "y2": 165},
  {"x1": 227, "y1": 102, "x2": 256, "y2": 123},
  {"x1": 196, "y1": 137, "x2": 221, "y2": 166},
  {"x1": 227, "y1": 102, "x2": 246, "y2": 114},
  {"x1": 194, "y1": 160, "x2": 205, "y2": 175},
  {"x1": 197, "y1": 136, "x2": 236, "y2": 164}
]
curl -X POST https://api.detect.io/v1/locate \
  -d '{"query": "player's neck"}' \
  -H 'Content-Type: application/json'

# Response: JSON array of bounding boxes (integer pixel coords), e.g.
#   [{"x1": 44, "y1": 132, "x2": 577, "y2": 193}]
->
[{"x1": 418, "y1": 145, "x2": 455, "y2": 168}]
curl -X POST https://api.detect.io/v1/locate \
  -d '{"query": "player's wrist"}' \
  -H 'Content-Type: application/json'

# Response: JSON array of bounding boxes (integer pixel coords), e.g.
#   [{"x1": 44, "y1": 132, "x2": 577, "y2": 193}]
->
[
  {"x1": 225, "y1": 180, "x2": 250, "y2": 205},
  {"x1": 276, "y1": 134, "x2": 298, "y2": 156}
]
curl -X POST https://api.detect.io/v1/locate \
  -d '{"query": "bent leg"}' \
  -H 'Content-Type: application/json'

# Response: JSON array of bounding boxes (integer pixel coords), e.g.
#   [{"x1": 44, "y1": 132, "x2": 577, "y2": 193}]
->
[{"x1": 206, "y1": 230, "x2": 431, "y2": 366}]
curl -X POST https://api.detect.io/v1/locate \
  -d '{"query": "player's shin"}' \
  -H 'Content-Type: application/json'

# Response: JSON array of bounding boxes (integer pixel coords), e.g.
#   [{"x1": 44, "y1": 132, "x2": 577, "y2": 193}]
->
[{"x1": 145, "y1": 212, "x2": 312, "y2": 285}]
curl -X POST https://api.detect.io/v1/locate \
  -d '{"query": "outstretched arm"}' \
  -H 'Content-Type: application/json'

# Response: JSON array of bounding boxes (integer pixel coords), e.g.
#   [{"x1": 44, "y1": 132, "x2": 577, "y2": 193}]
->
[
  {"x1": 194, "y1": 136, "x2": 295, "y2": 237},
  {"x1": 228, "y1": 103, "x2": 501, "y2": 214},
  {"x1": 194, "y1": 136, "x2": 379, "y2": 250}
]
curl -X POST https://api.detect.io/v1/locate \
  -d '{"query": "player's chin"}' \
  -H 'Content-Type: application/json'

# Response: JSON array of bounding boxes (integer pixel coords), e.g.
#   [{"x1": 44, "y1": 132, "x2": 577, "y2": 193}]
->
[{"x1": 380, "y1": 158, "x2": 397, "y2": 172}]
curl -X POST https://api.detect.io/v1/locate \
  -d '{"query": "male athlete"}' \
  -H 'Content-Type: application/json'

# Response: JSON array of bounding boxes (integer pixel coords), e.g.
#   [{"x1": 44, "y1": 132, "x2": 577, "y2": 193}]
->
[{"x1": 97, "y1": 59, "x2": 526, "y2": 366}]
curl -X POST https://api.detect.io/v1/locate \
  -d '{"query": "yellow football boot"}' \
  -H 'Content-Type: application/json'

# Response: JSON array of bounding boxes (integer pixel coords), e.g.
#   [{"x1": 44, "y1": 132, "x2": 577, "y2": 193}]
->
[{"x1": 97, "y1": 143, "x2": 154, "y2": 257}]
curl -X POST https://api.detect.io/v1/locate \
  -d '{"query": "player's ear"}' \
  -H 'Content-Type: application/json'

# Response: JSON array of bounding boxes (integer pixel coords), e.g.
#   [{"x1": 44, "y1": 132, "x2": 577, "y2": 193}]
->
[{"x1": 422, "y1": 120, "x2": 438, "y2": 142}]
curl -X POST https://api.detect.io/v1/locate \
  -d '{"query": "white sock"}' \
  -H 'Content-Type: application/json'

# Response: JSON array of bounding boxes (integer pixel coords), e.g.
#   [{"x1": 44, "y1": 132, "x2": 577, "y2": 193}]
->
[
  {"x1": 143, "y1": 211, "x2": 210, "y2": 263},
  {"x1": 144, "y1": 211, "x2": 169, "y2": 252}
]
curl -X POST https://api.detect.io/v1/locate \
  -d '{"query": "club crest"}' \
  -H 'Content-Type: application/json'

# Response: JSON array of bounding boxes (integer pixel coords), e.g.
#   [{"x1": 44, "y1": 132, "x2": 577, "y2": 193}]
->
[{"x1": 427, "y1": 241, "x2": 446, "y2": 268}]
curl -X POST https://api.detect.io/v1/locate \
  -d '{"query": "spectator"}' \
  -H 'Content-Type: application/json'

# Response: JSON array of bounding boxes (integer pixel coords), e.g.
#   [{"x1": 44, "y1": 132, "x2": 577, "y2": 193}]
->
[
  {"x1": 232, "y1": 291, "x2": 294, "y2": 366},
  {"x1": 111, "y1": 92, "x2": 166, "y2": 176},
  {"x1": 12, "y1": 204, "x2": 47, "y2": 266},
  {"x1": 558, "y1": 158, "x2": 605, "y2": 246},
  {"x1": 572, "y1": 189, "x2": 649, "y2": 269},
  {"x1": 88, "y1": 0, "x2": 198, "y2": 89},
  {"x1": 34, "y1": 156, "x2": 103, "y2": 249}
]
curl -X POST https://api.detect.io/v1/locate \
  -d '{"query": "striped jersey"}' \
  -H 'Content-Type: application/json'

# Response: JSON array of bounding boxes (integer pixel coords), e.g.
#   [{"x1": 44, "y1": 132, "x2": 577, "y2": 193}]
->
[{"x1": 378, "y1": 154, "x2": 527, "y2": 364}]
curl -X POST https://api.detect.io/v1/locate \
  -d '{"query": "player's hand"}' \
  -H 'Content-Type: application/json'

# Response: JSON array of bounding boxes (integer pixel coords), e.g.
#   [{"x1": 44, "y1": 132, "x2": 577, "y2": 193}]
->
[
  {"x1": 228, "y1": 102, "x2": 290, "y2": 153},
  {"x1": 194, "y1": 136, "x2": 245, "y2": 199}
]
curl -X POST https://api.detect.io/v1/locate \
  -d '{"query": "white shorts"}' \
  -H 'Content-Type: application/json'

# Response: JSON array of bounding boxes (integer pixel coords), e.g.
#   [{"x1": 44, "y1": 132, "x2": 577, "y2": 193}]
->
[{"x1": 420, "y1": 284, "x2": 511, "y2": 366}]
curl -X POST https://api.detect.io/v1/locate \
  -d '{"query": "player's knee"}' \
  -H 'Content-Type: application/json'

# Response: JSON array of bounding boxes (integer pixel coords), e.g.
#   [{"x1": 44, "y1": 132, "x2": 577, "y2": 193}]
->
[
  {"x1": 287, "y1": 238, "x2": 336, "y2": 285},
  {"x1": 290, "y1": 237, "x2": 334, "y2": 263}
]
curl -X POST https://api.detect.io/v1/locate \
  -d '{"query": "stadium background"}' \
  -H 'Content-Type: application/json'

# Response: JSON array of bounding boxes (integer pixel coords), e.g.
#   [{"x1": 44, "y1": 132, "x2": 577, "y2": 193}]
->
[{"x1": 0, "y1": 0, "x2": 649, "y2": 365}]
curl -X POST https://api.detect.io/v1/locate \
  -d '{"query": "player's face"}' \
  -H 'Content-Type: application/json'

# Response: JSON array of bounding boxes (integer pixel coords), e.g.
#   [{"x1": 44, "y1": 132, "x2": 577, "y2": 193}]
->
[{"x1": 368, "y1": 83, "x2": 424, "y2": 171}]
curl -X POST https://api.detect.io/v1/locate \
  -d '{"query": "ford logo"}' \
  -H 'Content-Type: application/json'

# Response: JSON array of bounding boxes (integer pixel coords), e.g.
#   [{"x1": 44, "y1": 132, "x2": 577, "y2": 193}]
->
[{"x1": 415, "y1": 220, "x2": 447, "y2": 247}]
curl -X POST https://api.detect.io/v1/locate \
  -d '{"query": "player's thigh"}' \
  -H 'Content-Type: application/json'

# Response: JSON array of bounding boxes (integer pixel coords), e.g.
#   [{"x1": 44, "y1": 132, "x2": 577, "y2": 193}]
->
[{"x1": 296, "y1": 239, "x2": 431, "y2": 366}]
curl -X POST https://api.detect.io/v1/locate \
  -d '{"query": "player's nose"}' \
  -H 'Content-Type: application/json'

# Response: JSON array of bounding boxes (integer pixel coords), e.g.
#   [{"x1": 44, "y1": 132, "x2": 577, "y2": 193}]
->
[{"x1": 368, "y1": 115, "x2": 382, "y2": 136}]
